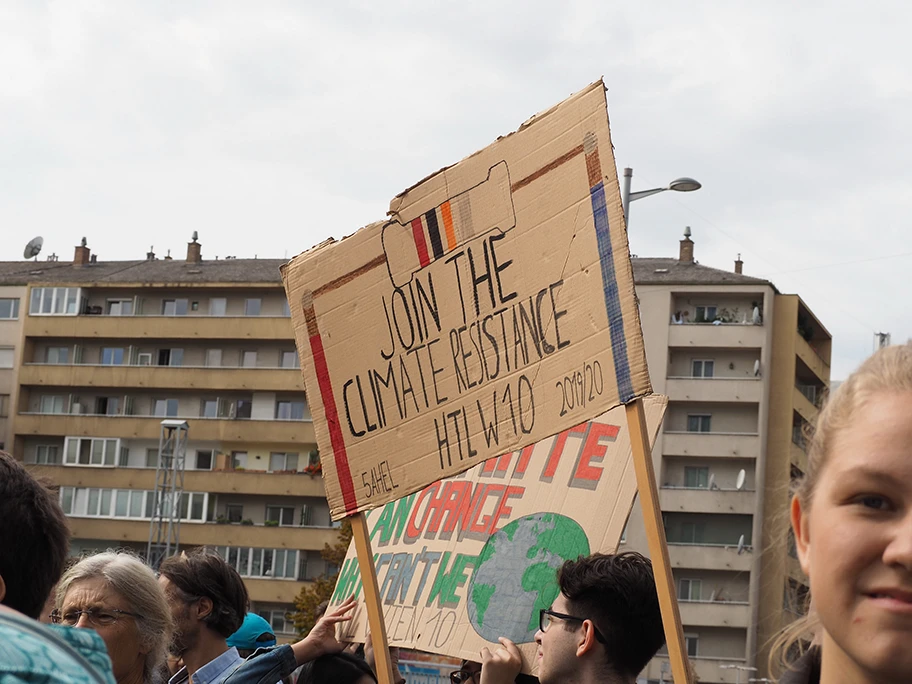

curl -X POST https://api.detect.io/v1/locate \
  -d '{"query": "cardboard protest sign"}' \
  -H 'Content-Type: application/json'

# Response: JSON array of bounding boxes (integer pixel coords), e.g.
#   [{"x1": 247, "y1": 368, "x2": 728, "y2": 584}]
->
[
  {"x1": 282, "y1": 80, "x2": 651, "y2": 519},
  {"x1": 328, "y1": 395, "x2": 667, "y2": 667}
]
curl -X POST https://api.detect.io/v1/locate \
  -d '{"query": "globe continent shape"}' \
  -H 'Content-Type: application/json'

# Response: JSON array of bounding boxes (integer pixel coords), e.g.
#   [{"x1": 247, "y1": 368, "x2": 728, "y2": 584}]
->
[{"x1": 467, "y1": 512, "x2": 590, "y2": 643}]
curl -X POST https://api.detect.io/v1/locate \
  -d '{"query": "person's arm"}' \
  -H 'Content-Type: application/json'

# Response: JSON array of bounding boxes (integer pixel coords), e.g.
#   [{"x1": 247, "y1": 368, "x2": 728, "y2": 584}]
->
[
  {"x1": 290, "y1": 596, "x2": 358, "y2": 666},
  {"x1": 480, "y1": 638, "x2": 522, "y2": 684}
]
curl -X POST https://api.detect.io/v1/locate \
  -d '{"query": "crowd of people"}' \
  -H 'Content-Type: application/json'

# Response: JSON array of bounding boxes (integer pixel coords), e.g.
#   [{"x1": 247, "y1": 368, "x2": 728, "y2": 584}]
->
[{"x1": 2, "y1": 341, "x2": 911, "y2": 684}]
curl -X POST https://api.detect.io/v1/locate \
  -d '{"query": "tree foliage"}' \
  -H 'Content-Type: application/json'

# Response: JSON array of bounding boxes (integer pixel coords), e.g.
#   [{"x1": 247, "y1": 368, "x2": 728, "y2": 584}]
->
[{"x1": 290, "y1": 518, "x2": 353, "y2": 636}]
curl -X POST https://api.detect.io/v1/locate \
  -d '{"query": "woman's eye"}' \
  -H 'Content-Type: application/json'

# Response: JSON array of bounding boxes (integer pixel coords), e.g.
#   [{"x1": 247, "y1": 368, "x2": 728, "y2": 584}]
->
[{"x1": 858, "y1": 495, "x2": 890, "y2": 510}]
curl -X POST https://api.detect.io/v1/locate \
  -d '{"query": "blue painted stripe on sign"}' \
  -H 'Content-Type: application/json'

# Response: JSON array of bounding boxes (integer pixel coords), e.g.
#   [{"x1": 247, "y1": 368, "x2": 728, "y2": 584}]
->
[{"x1": 590, "y1": 181, "x2": 634, "y2": 402}]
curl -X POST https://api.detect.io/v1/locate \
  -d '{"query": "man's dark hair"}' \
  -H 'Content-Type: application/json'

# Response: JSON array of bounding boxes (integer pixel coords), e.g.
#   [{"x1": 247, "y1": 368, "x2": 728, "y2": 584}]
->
[
  {"x1": 159, "y1": 548, "x2": 248, "y2": 637},
  {"x1": 557, "y1": 551, "x2": 665, "y2": 678},
  {"x1": 296, "y1": 652, "x2": 377, "y2": 684},
  {"x1": 0, "y1": 451, "x2": 70, "y2": 619}
]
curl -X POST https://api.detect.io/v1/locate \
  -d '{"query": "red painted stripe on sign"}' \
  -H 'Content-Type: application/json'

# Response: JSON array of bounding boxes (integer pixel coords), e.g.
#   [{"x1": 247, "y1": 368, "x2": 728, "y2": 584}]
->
[
  {"x1": 308, "y1": 331, "x2": 358, "y2": 515},
  {"x1": 411, "y1": 217, "x2": 431, "y2": 268}
]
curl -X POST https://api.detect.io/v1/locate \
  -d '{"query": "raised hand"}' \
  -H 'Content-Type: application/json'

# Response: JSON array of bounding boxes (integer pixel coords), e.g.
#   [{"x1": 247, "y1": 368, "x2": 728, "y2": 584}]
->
[{"x1": 480, "y1": 637, "x2": 522, "y2": 684}]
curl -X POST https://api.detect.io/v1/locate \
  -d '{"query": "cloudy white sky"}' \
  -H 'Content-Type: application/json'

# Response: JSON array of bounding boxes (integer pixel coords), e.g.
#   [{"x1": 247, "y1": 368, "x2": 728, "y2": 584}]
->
[{"x1": 3, "y1": 1, "x2": 910, "y2": 379}]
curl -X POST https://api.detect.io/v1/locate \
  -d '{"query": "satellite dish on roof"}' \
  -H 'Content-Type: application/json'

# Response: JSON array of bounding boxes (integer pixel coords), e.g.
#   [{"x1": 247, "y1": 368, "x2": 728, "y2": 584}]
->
[
  {"x1": 736, "y1": 469, "x2": 746, "y2": 490},
  {"x1": 737, "y1": 534, "x2": 746, "y2": 554},
  {"x1": 24, "y1": 236, "x2": 43, "y2": 260}
]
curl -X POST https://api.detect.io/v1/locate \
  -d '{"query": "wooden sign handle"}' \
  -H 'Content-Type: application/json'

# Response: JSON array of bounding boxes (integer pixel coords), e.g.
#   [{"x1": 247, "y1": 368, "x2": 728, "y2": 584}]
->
[
  {"x1": 626, "y1": 398, "x2": 693, "y2": 684},
  {"x1": 350, "y1": 512, "x2": 396, "y2": 684}
]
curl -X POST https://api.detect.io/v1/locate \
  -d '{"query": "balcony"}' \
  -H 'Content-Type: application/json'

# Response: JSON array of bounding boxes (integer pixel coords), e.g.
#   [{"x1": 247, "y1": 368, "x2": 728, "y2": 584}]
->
[
  {"x1": 27, "y1": 465, "x2": 327, "y2": 498},
  {"x1": 790, "y1": 441, "x2": 807, "y2": 473},
  {"x1": 14, "y1": 413, "x2": 315, "y2": 444},
  {"x1": 643, "y1": 658, "x2": 750, "y2": 684},
  {"x1": 667, "y1": 543, "x2": 753, "y2": 572},
  {"x1": 678, "y1": 599, "x2": 751, "y2": 628},
  {"x1": 662, "y1": 432, "x2": 759, "y2": 459},
  {"x1": 24, "y1": 314, "x2": 295, "y2": 341},
  {"x1": 666, "y1": 377, "x2": 762, "y2": 403},
  {"x1": 660, "y1": 487, "x2": 756, "y2": 515},
  {"x1": 18, "y1": 363, "x2": 304, "y2": 393},
  {"x1": 245, "y1": 577, "x2": 311, "y2": 605},
  {"x1": 67, "y1": 517, "x2": 339, "y2": 549},
  {"x1": 792, "y1": 386, "x2": 818, "y2": 423},
  {"x1": 668, "y1": 323, "x2": 765, "y2": 349},
  {"x1": 795, "y1": 335, "x2": 829, "y2": 382}
]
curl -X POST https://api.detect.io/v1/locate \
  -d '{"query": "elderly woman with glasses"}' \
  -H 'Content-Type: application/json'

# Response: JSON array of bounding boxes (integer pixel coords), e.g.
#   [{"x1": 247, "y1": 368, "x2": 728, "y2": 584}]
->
[{"x1": 53, "y1": 551, "x2": 173, "y2": 684}]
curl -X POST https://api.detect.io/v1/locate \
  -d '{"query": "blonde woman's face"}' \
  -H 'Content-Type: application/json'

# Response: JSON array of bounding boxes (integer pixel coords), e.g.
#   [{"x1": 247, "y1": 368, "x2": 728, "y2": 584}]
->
[{"x1": 792, "y1": 391, "x2": 912, "y2": 682}]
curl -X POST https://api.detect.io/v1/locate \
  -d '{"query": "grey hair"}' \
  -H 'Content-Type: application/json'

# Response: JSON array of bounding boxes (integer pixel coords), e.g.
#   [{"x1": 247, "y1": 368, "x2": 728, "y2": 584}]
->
[{"x1": 56, "y1": 551, "x2": 172, "y2": 684}]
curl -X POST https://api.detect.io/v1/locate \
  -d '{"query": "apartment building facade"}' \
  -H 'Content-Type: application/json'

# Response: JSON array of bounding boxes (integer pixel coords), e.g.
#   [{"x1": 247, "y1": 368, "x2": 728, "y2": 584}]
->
[
  {"x1": 627, "y1": 235, "x2": 830, "y2": 683},
  {"x1": 3, "y1": 240, "x2": 337, "y2": 639},
  {"x1": 2, "y1": 233, "x2": 828, "y2": 663}
]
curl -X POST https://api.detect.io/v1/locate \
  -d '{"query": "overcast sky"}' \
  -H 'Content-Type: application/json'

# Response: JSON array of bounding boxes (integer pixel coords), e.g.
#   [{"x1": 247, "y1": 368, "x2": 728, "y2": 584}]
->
[{"x1": 3, "y1": 1, "x2": 910, "y2": 379}]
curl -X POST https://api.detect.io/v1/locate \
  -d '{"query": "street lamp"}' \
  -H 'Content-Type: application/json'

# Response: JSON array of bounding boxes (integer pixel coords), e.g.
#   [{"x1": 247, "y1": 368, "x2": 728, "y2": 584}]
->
[
  {"x1": 621, "y1": 167, "x2": 702, "y2": 226},
  {"x1": 720, "y1": 664, "x2": 757, "y2": 684}
]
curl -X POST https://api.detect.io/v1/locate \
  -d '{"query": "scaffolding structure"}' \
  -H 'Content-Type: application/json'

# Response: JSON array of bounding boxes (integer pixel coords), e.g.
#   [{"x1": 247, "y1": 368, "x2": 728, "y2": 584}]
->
[{"x1": 146, "y1": 420, "x2": 189, "y2": 570}]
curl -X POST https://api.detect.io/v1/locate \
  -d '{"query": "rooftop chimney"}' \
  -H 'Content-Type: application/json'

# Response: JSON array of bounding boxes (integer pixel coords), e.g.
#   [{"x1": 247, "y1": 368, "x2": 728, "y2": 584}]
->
[
  {"x1": 679, "y1": 226, "x2": 694, "y2": 263},
  {"x1": 146, "y1": 246, "x2": 156, "y2": 261},
  {"x1": 187, "y1": 231, "x2": 202, "y2": 263},
  {"x1": 734, "y1": 253, "x2": 743, "y2": 274},
  {"x1": 74, "y1": 237, "x2": 91, "y2": 268}
]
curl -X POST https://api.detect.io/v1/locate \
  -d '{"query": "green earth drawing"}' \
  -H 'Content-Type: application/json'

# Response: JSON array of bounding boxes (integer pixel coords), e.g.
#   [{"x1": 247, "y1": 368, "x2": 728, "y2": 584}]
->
[{"x1": 467, "y1": 512, "x2": 590, "y2": 643}]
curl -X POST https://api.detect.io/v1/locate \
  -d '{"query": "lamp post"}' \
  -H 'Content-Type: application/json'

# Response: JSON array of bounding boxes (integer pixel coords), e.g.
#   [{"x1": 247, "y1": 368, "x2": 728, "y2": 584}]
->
[
  {"x1": 621, "y1": 167, "x2": 702, "y2": 226},
  {"x1": 720, "y1": 664, "x2": 757, "y2": 684}
]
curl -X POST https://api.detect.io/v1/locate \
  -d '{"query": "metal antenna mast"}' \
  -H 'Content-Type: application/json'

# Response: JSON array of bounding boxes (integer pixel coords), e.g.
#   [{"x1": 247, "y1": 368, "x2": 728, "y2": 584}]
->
[{"x1": 146, "y1": 420, "x2": 189, "y2": 570}]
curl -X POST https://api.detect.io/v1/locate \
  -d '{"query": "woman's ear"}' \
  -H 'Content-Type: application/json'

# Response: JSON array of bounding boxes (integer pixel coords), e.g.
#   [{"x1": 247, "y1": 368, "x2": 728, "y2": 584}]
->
[{"x1": 791, "y1": 495, "x2": 812, "y2": 576}]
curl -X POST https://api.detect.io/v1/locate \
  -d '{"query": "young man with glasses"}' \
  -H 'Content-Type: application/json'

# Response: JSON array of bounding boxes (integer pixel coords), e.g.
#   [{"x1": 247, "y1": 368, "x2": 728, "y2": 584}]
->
[
  {"x1": 465, "y1": 552, "x2": 664, "y2": 684},
  {"x1": 534, "y1": 552, "x2": 664, "y2": 684}
]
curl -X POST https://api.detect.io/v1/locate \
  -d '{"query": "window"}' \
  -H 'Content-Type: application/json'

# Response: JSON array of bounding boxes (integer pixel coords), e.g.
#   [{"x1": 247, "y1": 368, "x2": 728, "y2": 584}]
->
[
  {"x1": 680, "y1": 522, "x2": 706, "y2": 544},
  {"x1": 29, "y1": 288, "x2": 81, "y2": 315},
  {"x1": 226, "y1": 504, "x2": 243, "y2": 523},
  {"x1": 694, "y1": 306, "x2": 717, "y2": 323},
  {"x1": 200, "y1": 399, "x2": 218, "y2": 418},
  {"x1": 28, "y1": 445, "x2": 60, "y2": 465},
  {"x1": 691, "y1": 359, "x2": 714, "y2": 378},
  {"x1": 195, "y1": 450, "x2": 213, "y2": 470},
  {"x1": 101, "y1": 347, "x2": 125, "y2": 365},
  {"x1": 209, "y1": 298, "x2": 227, "y2": 316},
  {"x1": 205, "y1": 349, "x2": 222, "y2": 367},
  {"x1": 161, "y1": 299, "x2": 189, "y2": 316},
  {"x1": 266, "y1": 506, "x2": 295, "y2": 526},
  {"x1": 39, "y1": 395, "x2": 67, "y2": 414},
  {"x1": 60, "y1": 486, "x2": 206, "y2": 522},
  {"x1": 95, "y1": 397, "x2": 120, "y2": 416},
  {"x1": 684, "y1": 634, "x2": 699, "y2": 658},
  {"x1": 245, "y1": 298, "x2": 261, "y2": 316},
  {"x1": 679, "y1": 578, "x2": 702, "y2": 601},
  {"x1": 0, "y1": 348, "x2": 13, "y2": 368},
  {"x1": 282, "y1": 300, "x2": 291, "y2": 317},
  {"x1": 45, "y1": 347, "x2": 70, "y2": 364},
  {"x1": 684, "y1": 466, "x2": 709, "y2": 488},
  {"x1": 231, "y1": 451, "x2": 248, "y2": 469},
  {"x1": 157, "y1": 349, "x2": 183, "y2": 366},
  {"x1": 269, "y1": 452, "x2": 299, "y2": 472},
  {"x1": 63, "y1": 437, "x2": 119, "y2": 467},
  {"x1": 217, "y1": 547, "x2": 300, "y2": 581},
  {"x1": 241, "y1": 351, "x2": 257, "y2": 368},
  {"x1": 281, "y1": 351, "x2": 299, "y2": 369},
  {"x1": 0, "y1": 298, "x2": 20, "y2": 319},
  {"x1": 137, "y1": 353, "x2": 152, "y2": 366},
  {"x1": 0, "y1": 394, "x2": 8, "y2": 418},
  {"x1": 146, "y1": 448, "x2": 161, "y2": 469},
  {"x1": 275, "y1": 400, "x2": 308, "y2": 421},
  {"x1": 219, "y1": 399, "x2": 252, "y2": 419},
  {"x1": 686, "y1": 415, "x2": 711, "y2": 433},
  {"x1": 106, "y1": 300, "x2": 133, "y2": 316},
  {"x1": 153, "y1": 399, "x2": 179, "y2": 417},
  {"x1": 260, "y1": 610, "x2": 294, "y2": 634}
]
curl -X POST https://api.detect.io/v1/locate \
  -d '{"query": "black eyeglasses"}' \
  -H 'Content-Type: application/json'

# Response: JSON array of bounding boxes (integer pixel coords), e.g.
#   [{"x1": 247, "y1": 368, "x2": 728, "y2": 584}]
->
[
  {"x1": 449, "y1": 670, "x2": 480, "y2": 684},
  {"x1": 50, "y1": 608, "x2": 144, "y2": 627},
  {"x1": 539, "y1": 609, "x2": 607, "y2": 644}
]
